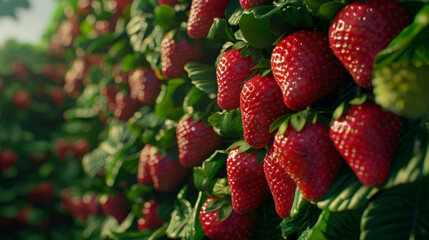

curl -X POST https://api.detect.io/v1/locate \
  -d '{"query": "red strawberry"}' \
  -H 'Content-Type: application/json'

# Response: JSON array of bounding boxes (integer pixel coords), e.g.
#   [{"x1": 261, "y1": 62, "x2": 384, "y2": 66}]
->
[
  {"x1": 69, "y1": 197, "x2": 88, "y2": 222},
  {"x1": 73, "y1": 139, "x2": 91, "y2": 159},
  {"x1": 100, "y1": 84, "x2": 119, "y2": 111},
  {"x1": 138, "y1": 199, "x2": 163, "y2": 231},
  {"x1": 148, "y1": 149, "x2": 190, "y2": 192},
  {"x1": 273, "y1": 121, "x2": 342, "y2": 201},
  {"x1": 227, "y1": 147, "x2": 270, "y2": 214},
  {"x1": 263, "y1": 146, "x2": 296, "y2": 218},
  {"x1": 12, "y1": 90, "x2": 32, "y2": 110},
  {"x1": 187, "y1": 0, "x2": 229, "y2": 39},
  {"x1": 137, "y1": 144, "x2": 154, "y2": 186},
  {"x1": 176, "y1": 117, "x2": 223, "y2": 167},
  {"x1": 54, "y1": 139, "x2": 73, "y2": 161},
  {"x1": 29, "y1": 181, "x2": 55, "y2": 204},
  {"x1": 240, "y1": 0, "x2": 271, "y2": 9},
  {"x1": 240, "y1": 74, "x2": 291, "y2": 148},
  {"x1": 82, "y1": 193, "x2": 100, "y2": 215},
  {"x1": 271, "y1": 30, "x2": 345, "y2": 111},
  {"x1": 0, "y1": 149, "x2": 18, "y2": 171},
  {"x1": 158, "y1": 0, "x2": 178, "y2": 6},
  {"x1": 64, "y1": 58, "x2": 87, "y2": 98},
  {"x1": 114, "y1": 92, "x2": 140, "y2": 121},
  {"x1": 100, "y1": 192, "x2": 129, "y2": 224},
  {"x1": 217, "y1": 49, "x2": 256, "y2": 110},
  {"x1": 329, "y1": 0, "x2": 410, "y2": 89},
  {"x1": 199, "y1": 197, "x2": 257, "y2": 240},
  {"x1": 330, "y1": 101, "x2": 401, "y2": 187},
  {"x1": 50, "y1": 87, "x2": 65, "y2": 107},
  {"x1": 128, "y1": 67, "x2": 161, "y2": 104},
  {"x1": 161, "y1": 32, "x2": 203, "y2": 79},
  {"x1": 0, "y1": 78, "x2": 3, "y2": 93}
]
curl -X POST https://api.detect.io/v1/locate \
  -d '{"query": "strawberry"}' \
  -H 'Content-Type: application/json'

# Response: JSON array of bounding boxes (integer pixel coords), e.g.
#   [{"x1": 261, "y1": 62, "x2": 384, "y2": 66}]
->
[
  {"x1": 69, "y1": 197, "x2": 88, "y2": 222},
  {"x1": 82, "y1": 193, "x2": 100, "y2": 215},
  {"x1": 263, "y1": 146, "x2": 296, "y2": 218},
  {"x1": 73, "y1": 139, "x2": 91, "y2": 159},
  {"x1": 329, "y1": 0, "x2": 410, "y2": 89},
  {"x1": 54, "y1": 139, "x2": 73, "y2": 161},
  {"x1": 227, "y1": 147, "x2": 270, "y2": 214},
  {"x1": 330, "y1": 101, "x2": 401, "y2": 187},
  {"x1": 0, "y1": 149, "x2": 18, "y2": 171},
  {"x1": 176, "y1": 117, "x2": 223, "y2": 167},
  {"x1": 187, "y1": 0, "x2": 229, "y2": 39},
  {"x1": 50, "y1": 87, "x2": 65, "y2": 107},
  {"x1": 100, "y1": 192, "x2": 129, "y2": 224},
  {"x1": 64, "y1": 58, "x2": 87, "y2": 98},
  {"x1": 240, "y1": 74, "x2": 291, "y2": 148},
  {"x1": 12, "y1": 90, "x2": 32, "y2": 110},
  {"x1": 100, "y1": 84, "x2": 119, "y2": 111},
  {"x1": 137, "y1": 144, "x2": 154, "y2": 186},
  {"x1": 161, "y1": 32, "x2": 203, "y2": 79},
  {"x1": 0, "y1": 78, "x2": 3, "y2": 93},
  {"x1": 148, "y1": 148, "x2": 190, "y2": 192},
  {"x1": 29, "y1": 181, "x2": 55, "y2": 205},
  {"x1": 199, "y1": 197, "x2": 257, "y2": 240},
  {"x1": 138, "y1": 199, "x2": 163, "y2": 231},
  {"x1": 158, "y1": 0, "x2": 178, "y2": 6},
  {"x1": 114, "y1": 92, "x2": 140, "y2": 121},
  {"x1": 273, "y1": 121, "x2": 342, "y2": 201},
  {"x1": 217, "y1": 49, "x2": 256, "y2": 110},
  {"x1": 128, "y1": 67, "x2": 161, "y2": 104},
  {"x1": 240, "y1": 0, "x2": 271, "y2": 9},
  {"x1": 271, "y1": 30, "x2": 345, "y2": 111},
  {"x1": 12, "y1": 61, "x2": 28, "y2": 81}
]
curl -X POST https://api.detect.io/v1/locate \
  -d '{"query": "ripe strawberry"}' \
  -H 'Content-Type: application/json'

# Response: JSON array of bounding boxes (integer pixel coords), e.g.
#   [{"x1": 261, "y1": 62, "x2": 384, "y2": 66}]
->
[
  {"x1": 329, "y1": 0, "x2": 410, "y2": 89},
  {"x1": 137, "y1": 144, "x2": 153, "y2": 186},
  {"x1": 100, "y1": 192, "x2": 129, "y2": 224},
  {"x1": 138, "y1": 199, "x2": 163, "y2": 231},
  {"x1": 161, "y1": 32, "x2": 203, "y2": 79},
  {"x1": 227, "y1": 147, "x2": 270, "y2": 214},
  {"x1": 176, "y1": 117, "x2": 223, "y2": 167},
  {"x1": 112, "y1": 63, "x2": 128, "y2": 84},
  {"x1": 128, "y1": 67, "x2": 161, "y2": 104},
  {"x1": 69, "y1": 196, "x2": 88, "y2": 221},
  {"x1": 240, "y1": 0, "x2": 271, "y2": 9},
  {"x1": 217, "y1": 49, "x2": 256, "y2": 110},
  {"x1": 50, "y1": 87, "x2": 65, "y2": 107},
  {"x1": 330, "y1": 101, "x2": 401, "y2": 187},
  {"x1": 148, "y1": 149, "x2": 190, "y2": 192},
  {"x1": 54, "y1": 139, "x2": 73, "y2": 161},
  {"x1": 271, "y1": 30, "x2": 345, "y2": 111},
  {"x1": 187, "y1": 0, "x2": 229, "y2": 39},
  {"x1": 273, "y1": 121, "x2": 342, "y2": 201},
  {"x1": 114, "y1": 92, "x2": 140, "y2": 121},
  {"x1": 263, "y1": 146, "x2": 296, "y2": 218},
  {"x1": 100, "y1": 84, "x2": 119, "y2": 111},
  {"x1": 73, "y1": 139, "x2": 91, "y2": 159},
  {"x1": 82, "y1": 193, "x2": 100, "y2": 215},
  {"x1": 29, "y1": 181, "x2": 55, "y2": 205},
  {"x1": 158, "y1": 0, "x2": 178, "y2": 6},
  {"x1": 199, "y1": 197, "x2": 257, "y2": 240},
  {"x1": 12, "y1": 90, "x2": 32, "y2": 110},
  {"x1": 0, "y1": 149, "x2": 18, "y2": 171},
  {"x1": 240, "y1": 74, "x2": 291, "y2": 148},
  {"x1": 64, "y1": 58, "x2": 87, "y2": 98}
]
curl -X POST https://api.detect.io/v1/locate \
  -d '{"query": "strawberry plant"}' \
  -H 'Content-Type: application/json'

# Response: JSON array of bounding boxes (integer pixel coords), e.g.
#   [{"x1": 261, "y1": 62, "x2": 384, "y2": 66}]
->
[{"x1": 1, "y1": 0, "x2": 428, "y2": 239}]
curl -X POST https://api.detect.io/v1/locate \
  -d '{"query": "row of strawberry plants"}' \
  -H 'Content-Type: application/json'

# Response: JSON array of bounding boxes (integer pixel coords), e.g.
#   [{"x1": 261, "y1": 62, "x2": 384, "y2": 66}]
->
[{"x1": 24, "y1": 0, "x2": 429, "y2": 239}]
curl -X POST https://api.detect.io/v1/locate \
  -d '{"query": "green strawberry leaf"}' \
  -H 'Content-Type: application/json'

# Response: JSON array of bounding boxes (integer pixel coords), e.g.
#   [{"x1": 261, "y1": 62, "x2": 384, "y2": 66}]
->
[
  {"x1": 251, "y1": 199, "x2": 284, "y2": 240},
  {"x1": 306, "y1": 206, "x2": 365, "y2": 240},
  {"x1": 184, "y1": 192, "x2": 207, "y2": 240},
  {"x1": 349, "y1": 94, "x2": 368, "y2": 105},
  {"x1": 315, "y1": 1, "x2": 345, "y2": 20},
  {"x1": 201, "y1": 150, "x2": 228, "y2": 180},
  {"x1": 232, "y1": 41, "x2": 247, "y2": 50},
  {"x1": 218, "y1": 202, "x2": 233, "y2": 221},
  {"x1": 166, "y1": 187, "x2": 193, "y2": 239},
  {"x1": 207, "y1": 18, "x2": 236, "y2": 43},
  {"x1": 270, "y1": 114, "x2": 291, "y2": 133},
  {"x1": 155, "y1": 78, "x2": 190, "y2": 121},
  {"x1": 183, "y1": 87, "x2": 211, "y2": 115},
  {"x1": 256, "y1": 148, "x2": 267, "y2": 164},
  {"x1": 205, "y1": 198, "x2": 224, "y2": 212},
  {"x1": 154, "y1": 5, "x2": 176, "y2": 32},
  {"x1": 239, "y1": 10, "x2": 279, "y2": 49},
  {"x1": 238, "y1": 141, "x2": 252, "y2": 153},
  {"x1": 208, "y1": 110, "x2": 244, "y2": 139},
  {"x1": 361, "y1": 178, "x2": 429, "y2": 240},
  {"x1": 332, "y1": 101, "x2": 348, "y2": 120},
  {"x1": 184, "y1": 62, "x2": 217, "y2": 97},
  {"x1": 211, "y1": 178, "x2": 231, "y2": 198},
  {"x1": 193, "y1": 168, "x2": 209, "y2": 192},
  {"x1": 226, "y1": 140, "x2": 246, "y2": 151}
]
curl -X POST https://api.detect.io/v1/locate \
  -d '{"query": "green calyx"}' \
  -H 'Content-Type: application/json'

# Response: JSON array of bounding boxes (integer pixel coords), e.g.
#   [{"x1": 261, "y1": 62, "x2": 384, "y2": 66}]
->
[
  {"x1": 205, "y1": 197, "x2": 233, "y2": 221},
  {"x1": 332, "y1": 94, "x2": 371, "y2": 120},
  {"x1": 270, "y1": 109, "x2": 327, "y2": 135}
]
